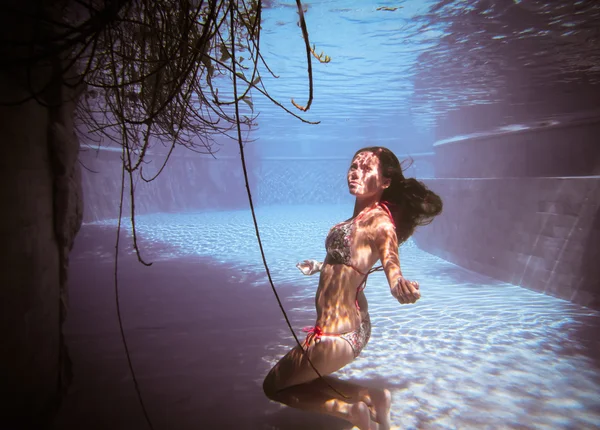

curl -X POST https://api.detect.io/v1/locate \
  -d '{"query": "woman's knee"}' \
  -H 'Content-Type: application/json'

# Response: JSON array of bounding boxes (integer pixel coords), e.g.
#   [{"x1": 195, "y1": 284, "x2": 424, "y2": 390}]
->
[
  {"x1": 262, "y1": 369, "x2": 279, "y2": 400},
  {"x1": 262, "y1": 364, "x2": 312, "y2": 400},
  {"x1": 263, "y1": 371, "x2": 277, "y2": 400}
]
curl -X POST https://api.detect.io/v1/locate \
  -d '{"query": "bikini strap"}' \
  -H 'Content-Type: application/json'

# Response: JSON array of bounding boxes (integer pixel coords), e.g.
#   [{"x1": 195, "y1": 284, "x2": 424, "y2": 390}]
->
[
  {"x1": 349, "y1": 264, "x2": 367, "y2": 276},
  {"x1": 353, "y1": 265, "x2": 385, "y2": 310},
  {"x1": 378, "y1": 201, "x2": 396, "y2": 227}
]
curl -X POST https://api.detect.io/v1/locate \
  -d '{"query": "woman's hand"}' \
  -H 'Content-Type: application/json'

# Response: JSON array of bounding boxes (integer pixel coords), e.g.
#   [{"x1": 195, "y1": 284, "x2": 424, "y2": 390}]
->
[
  {"x1": 296, "y1": 259, "x2": 323, "y2": 276},
  {"x1": 392, "y1": 276, "x2": 421, "y2": 304}
]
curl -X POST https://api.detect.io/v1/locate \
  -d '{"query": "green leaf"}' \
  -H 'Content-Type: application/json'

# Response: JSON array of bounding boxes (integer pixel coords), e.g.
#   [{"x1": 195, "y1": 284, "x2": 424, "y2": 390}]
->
[
  {"x1": 201, "y1": 55, "x2": 213, "y2": 75},
  {"x1": 242, "y1": 97, "x2": 254, "y2": 111},
  {"x1": 219, "y1": 44, "x2": 231, "y2": 62}
]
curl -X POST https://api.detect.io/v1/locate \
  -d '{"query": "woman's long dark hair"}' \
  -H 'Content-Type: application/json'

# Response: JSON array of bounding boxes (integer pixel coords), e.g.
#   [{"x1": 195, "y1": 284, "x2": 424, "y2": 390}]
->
[{"x1": 355, "y1": 146, "x2": 443, "y2": 244}]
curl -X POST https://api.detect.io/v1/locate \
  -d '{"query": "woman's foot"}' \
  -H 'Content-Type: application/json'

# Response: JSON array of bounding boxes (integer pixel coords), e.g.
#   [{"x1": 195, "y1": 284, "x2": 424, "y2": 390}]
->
[
  {"x1": 364, "y1": 388, "x2": 392, "y2": 430},
  {"x1": 349, "y1": 401, "x2": 375, "y2": 430}
]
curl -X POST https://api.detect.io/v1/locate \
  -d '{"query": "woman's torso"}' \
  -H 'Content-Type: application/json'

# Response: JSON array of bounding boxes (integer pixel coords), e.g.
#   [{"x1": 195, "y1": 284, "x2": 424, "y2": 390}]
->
[{"x1": 314, "y1": 204, "x2": 389, "y2": 333}]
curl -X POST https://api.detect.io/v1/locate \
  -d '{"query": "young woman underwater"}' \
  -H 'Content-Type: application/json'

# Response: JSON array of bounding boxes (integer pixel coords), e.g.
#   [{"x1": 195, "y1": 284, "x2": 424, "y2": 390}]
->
[{"x1": 262, "y1": 147, "x2": 443, "y2": 430}]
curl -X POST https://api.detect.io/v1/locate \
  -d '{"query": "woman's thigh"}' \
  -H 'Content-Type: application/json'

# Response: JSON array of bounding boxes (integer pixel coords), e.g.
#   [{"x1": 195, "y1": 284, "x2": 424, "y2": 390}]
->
[{"x1": 264, "y1": 336, "x2": 356, "y2": 392}]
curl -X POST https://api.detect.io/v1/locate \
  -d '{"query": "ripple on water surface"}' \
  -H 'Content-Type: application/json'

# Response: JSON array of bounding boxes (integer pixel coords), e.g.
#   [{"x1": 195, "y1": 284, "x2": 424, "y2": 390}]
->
[{"x1": 94, "y1": 205, "x2": 600, "y2": 429}]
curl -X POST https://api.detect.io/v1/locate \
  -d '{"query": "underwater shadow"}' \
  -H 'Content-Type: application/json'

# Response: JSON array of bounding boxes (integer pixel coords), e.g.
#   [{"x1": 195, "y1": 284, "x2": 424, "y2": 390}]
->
[
  {"x1": 56, "y1": 224, "x2": 290, "y2": 429},
  {"x1": 71, "y1": 223, "x2": 192, "y2": 263},
  {"x1": 58, "y1": 224, "x2": 416, "y2": 430},
  {"x1": 564, "y1": 201, "x2": 600, "y2": 373},
  {"x1": 559, "y1": 314, "x2": 600, "y2": 376}
]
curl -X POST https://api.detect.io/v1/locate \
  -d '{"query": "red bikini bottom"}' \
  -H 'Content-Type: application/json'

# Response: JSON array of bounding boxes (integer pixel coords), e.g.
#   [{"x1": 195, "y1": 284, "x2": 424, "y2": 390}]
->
[{"x1": 302, "y1": 313, "x2": 372, "y2": 359}]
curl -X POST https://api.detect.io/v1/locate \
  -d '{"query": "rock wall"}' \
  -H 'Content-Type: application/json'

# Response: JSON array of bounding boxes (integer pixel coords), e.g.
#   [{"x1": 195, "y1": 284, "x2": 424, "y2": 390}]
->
[
  {"x1": 0, "y1": 1, "x2": 83, "y2": 424},
  {"x1": 413, "y1": 177, "x2": 600, "y2": 309},
  {"x1": 0, "y1": 73, "x2": 83, "y2": 427}
]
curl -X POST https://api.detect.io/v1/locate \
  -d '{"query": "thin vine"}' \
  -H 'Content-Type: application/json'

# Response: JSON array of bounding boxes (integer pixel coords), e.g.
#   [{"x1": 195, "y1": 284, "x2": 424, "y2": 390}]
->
[{"x1": 1, "y1": 1, "x2": 335, "y2": 427}]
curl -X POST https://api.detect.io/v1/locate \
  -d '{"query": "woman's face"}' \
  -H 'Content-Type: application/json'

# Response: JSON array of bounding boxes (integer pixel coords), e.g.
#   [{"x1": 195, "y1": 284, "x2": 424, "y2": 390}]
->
[{"x1": 347, "y1": 151, "x2": 390, "y2": 198}]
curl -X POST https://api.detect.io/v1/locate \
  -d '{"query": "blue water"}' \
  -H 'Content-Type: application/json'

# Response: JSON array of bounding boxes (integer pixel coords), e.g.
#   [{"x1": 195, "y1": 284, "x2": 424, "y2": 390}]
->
[
  {"x1": 92, "y1": 205, "x2": 600, "y2": 429},
  {"x1": 234, "y1": 0, "x2": 600, "y2": 157},
  {"x1": 246, "y1": 0, "x2": 441, "y2": 158},
  {"x1": 69, "y1": 1, "x2": 600, "y2": 428}
]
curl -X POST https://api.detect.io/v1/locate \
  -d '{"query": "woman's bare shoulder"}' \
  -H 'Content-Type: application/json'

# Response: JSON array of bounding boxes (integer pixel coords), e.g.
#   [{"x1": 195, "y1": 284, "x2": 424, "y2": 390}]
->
[{"x1": 359, "y1": 206, "x2": 395, "y2": 235}]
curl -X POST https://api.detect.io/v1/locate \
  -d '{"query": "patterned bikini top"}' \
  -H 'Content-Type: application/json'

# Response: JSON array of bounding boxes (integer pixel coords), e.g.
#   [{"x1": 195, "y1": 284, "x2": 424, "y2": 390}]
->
[
  {"x1": 325, "y1": 202, "x2": 395, "y2": 274},
  {"x1": 325, "y1": 221, "x2": 355, "y2": 267}
]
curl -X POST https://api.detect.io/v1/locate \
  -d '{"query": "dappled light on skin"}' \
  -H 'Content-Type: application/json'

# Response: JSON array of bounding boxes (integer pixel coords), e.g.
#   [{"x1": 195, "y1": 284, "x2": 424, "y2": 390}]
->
[
  {"x1": 348, "y1": 151, "x2": 389, "y2": 203},
  {"x1": 262, "y1": 148, "x2": 433, "y2": 430}
]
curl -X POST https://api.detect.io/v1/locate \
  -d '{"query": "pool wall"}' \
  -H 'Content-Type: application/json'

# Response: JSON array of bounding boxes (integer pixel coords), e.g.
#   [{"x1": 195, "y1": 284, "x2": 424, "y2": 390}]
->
[
  {"x1": 434, "y1": 116, "x2": 600, "y2": 178},
  {"x1": 79, "y1": 150, "x2": 435, "y2": 221},
  {"x1": 254, "y1": 154, "x2": 435, "y2": 205},
  {"x1": 78, "y1": 140, "x2": 599, "y2": 309},
  {"x1": 412, "y1": 177, "x2": 600, "y2": 309},
  {"x1": 412, "y1": 115, "x2": 600, "y2": 309},
  {"x1": 79, "y1": 148, "x2": 260, "y2": 222}
]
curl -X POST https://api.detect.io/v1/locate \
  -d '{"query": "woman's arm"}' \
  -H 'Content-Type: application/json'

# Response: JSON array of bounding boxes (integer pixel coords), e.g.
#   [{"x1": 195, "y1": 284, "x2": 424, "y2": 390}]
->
[{"x1": 375, "y1": 220, "x2": 421, "y2": 304}]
